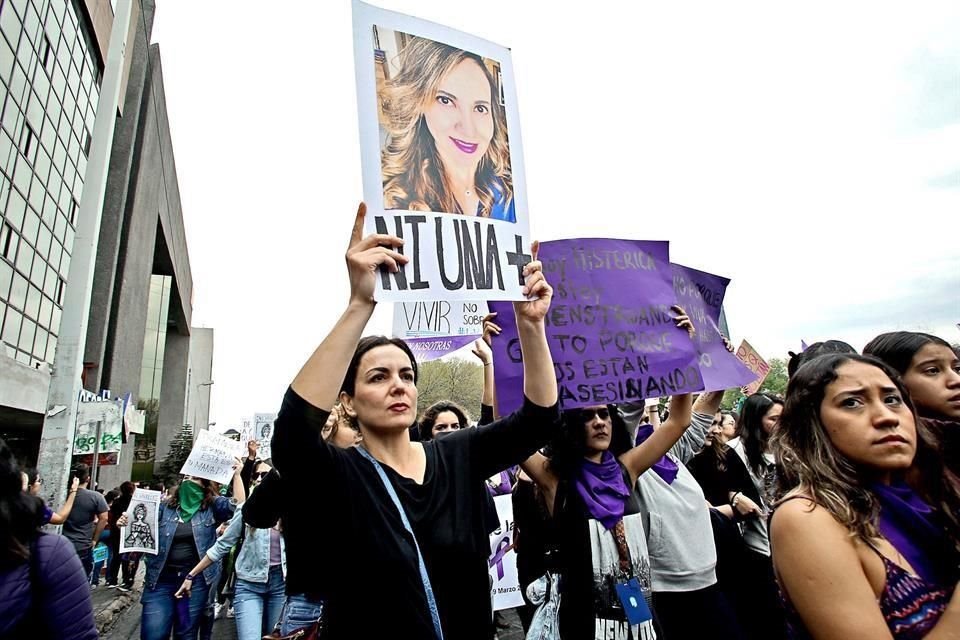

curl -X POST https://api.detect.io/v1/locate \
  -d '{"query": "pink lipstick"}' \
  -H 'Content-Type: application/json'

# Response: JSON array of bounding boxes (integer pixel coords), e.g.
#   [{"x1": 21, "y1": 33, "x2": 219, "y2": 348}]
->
[{"x1": 450, "y1": 137, "x2": 478, "y2": 154}]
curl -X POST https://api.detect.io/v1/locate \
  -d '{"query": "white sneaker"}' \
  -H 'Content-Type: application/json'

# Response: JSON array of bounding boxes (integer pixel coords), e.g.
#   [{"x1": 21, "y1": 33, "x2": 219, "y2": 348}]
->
[
  {"x1": 226, "y1": 606, "x2": 235, "y2": 619},
  {"x1": 213, "y1": 603, "x2": 224, "y2": 619}
]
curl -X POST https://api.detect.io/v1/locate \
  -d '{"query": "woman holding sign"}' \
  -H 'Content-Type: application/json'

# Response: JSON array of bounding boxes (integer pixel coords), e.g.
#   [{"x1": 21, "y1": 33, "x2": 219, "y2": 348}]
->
[
  {"x1": 380, "y1": 35, "x2": 515, "y2": 221},
  {"x1": 117, "y1": 465, "x2": 244, "y2": 640},
  {"x1": 269, "y1": 203, "x2": 556, "y2": 639}
]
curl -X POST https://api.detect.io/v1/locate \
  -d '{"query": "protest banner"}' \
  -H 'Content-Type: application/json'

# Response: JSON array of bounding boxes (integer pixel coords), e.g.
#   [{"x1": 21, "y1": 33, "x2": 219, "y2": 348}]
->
[
  {"x1": 671, "y1": 264, "x2": 757, "y2": 391},
  {"x1": 121, "y1": 488, "x2": 161, "y2": 555},
  {"x1": 72, "y1": 395, "x2": 123, "y2": 466},
  {"x1": 488, "y1": 494, "x2": 523, "y2": 610},
  {"x1": 736, "y1": 340, "x2": 771, "y2": 395},
  {"x1": 353, "y1": 1, "x2": 531, "y2": 302},
  {"x1": 394, "y1": 299, "x2": 488, "y2": 361},
  {"x1": 180, "y1": 429, "x2": 242, "y2": 485},
  {"x1": 490, "y1": 239, "x2": 704, "y2": 413},
  {"x1": 254, "y1": 413, "x2": 278, "y2": 460}
]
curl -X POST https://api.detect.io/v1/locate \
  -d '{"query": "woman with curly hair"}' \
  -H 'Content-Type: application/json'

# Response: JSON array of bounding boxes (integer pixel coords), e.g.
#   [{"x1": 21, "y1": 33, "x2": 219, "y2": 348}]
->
[
  {"x1": 771, "y1": 353, "x2": 960, "y2": 639},
  {"x1": 380, "y1": 35, "x2": 515, "y2": 221}
]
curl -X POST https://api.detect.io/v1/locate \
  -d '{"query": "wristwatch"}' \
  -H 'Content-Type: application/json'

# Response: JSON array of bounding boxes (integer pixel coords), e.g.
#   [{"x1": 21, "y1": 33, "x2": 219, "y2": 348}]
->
[{"x1": 184, "y1": 574, "x2": 194, "y2": 581}]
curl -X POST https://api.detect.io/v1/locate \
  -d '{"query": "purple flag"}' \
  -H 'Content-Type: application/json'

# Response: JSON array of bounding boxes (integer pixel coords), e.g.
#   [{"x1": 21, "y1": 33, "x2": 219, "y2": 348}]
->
[
  {"x1": 405, "y1": 335, "x2": 477, "y2": 362},
  {"x1": 801, "y1": 339, "x2": 809, "y2": 352},
  {"x1": 490, "y1": 239, "x2": 704, "y2": 414},
  {"x1": 671, "y1": 264, "x2": 757, "y2": 391}
]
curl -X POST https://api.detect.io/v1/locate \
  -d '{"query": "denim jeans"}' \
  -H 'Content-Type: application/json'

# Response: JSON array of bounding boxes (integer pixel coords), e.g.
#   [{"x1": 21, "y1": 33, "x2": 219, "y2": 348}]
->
[
  {"x1": 140, "y1": 570, "x2": 208, "y2": 640},
  {"x1": 233, "y1": 566, "x2": 285, "y2": 640},
  {"x1": 280, "y1": 593, "x2": 325, "y2": 635}
]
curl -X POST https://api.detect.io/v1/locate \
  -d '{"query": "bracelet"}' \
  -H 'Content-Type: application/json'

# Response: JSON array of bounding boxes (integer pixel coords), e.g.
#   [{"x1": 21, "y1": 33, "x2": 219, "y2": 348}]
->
[
  {"x1": 730, "y1": 492, "x2": 742, "y2": 509},
  {"x1": 184, "y1": 574, "x2": 194, "y2": 581},
  {"x1": 482, "y1": 362, "x2": 492, "y2": 367}
]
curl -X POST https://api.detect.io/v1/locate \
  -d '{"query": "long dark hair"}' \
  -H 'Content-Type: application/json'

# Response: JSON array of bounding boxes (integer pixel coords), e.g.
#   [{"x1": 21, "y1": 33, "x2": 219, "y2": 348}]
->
[
  {"x1": 165, "y1": 478, "x2": 218, "y2": 510},
  {"x1": 546, "y1": 405, "x2": 632, "y2": 481},
  {"x1": 864, "y1": 331, "x2": 955, "y2": 420},
  {"x1": 0, "y1": 438, "x2": 43, "y2": 568},
  {"x1": 773, "y1": 353, "x2": 960, "y2": 549},
  {"x1": 740, "y1": 393, "x2": 783, "y2": 477}
]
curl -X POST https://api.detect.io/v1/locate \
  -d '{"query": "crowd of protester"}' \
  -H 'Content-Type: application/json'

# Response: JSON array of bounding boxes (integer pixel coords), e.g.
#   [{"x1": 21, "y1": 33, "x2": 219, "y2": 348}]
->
[{"x1": 0, "y1": 206, "x2": 957, "y2": 639}]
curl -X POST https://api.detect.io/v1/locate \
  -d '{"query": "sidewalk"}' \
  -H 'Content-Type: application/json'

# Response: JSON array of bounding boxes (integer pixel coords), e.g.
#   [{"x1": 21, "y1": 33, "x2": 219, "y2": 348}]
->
[{"x1": 90, "y1": 567, "x2": 144, "y2": 635}]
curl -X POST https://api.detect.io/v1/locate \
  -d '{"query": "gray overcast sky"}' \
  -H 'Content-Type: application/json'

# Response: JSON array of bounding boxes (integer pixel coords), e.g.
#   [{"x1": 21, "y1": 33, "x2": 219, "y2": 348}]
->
[{"x1": 150, "y1": 1, "x2": 960, "y2": 430}]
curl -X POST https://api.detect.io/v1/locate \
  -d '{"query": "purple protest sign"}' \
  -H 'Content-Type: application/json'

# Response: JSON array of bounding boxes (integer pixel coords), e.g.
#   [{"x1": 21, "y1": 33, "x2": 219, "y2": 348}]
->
[
  {"x1": 405, "y1": 335, "x2": 478, "y2": 362},
  {"x1": 671, "y1": 264, "x2": 757, "y2": 391},
  {"x1": 490, "y1": 239, "x2": 704, "y2": 414}
]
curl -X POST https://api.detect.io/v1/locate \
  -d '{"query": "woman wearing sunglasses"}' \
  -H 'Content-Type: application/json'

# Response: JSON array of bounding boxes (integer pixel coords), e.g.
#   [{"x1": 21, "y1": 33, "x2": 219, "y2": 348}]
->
[{"x1": 519, "y1": 312, "x2": 697, "y2": 639}]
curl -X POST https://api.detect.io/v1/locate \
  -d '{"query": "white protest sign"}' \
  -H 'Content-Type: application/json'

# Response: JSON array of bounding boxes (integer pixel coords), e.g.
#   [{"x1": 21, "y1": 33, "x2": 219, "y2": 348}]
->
[
  {"x1": 121, "y1": 489, "x2": 162, "y2": 555},
  {"x1": 488, "y1": 494, "x2": 523, "y2": 610},
  {"x1": 353, "y1": 1, "x2": 531, "y2": 303},
  {"x1": 253, "y1": 413, "x2": 278, "y2": 460},
  {"x1": 180, "y1": 430, "x2": 242, "y2": 485}
]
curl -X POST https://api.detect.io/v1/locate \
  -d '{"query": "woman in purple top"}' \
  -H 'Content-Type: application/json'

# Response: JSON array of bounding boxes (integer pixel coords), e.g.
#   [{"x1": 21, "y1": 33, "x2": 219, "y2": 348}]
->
[
  {"x1": 771, "y1": 354, "x2": 960, "y2": 639},
  {"x1": 0, "y1": 437, "x2": 98, "y2": 640}
]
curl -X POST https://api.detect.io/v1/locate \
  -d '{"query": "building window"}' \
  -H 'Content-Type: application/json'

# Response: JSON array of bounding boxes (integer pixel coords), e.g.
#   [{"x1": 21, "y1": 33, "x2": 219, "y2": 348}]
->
[
  {"x1": 82, "y1": 127, "x2": 90, "y2": 156},
  {"x1": 69, "y1": 197, "x2": 78, "y2": 225},
  {"x1": 1, "y1": 222, "x2": 12, "y2": 259},
  {"x1": 18, "y1": 123, "x2": 38, "y2": 164},
  {"x1": 55, "y1": 276, "x2": 64, "y2": 305},
  {"x1": 42, "y1": 35, "x2": 53, "y2": 76}
]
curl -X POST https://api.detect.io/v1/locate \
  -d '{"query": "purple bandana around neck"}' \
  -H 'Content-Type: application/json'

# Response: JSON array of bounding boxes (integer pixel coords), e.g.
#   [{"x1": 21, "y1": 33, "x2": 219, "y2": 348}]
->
[
  {"x1": 575, "y1": 451, "x2": 630, "y2": 530},
  {"x1": 634, "y1": 424, "x2": 680, "y2": 485},
  {"x1": 873, "y1": 480, "x2": 950, "y2": 586}
]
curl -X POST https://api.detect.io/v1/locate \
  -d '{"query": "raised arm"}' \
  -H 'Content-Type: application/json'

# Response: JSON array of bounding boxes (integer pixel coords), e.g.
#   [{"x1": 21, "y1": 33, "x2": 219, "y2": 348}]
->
[
  {"x1": 620, "y1": 392, "x2": 693, "y2": 485},
  {"x1": 290, "y1": 203, "x2": 406, "y2": 410},
  {"x1": 48, "y1": 476, "x2": 79, "y2": 525},
  {"x1": 515, "y1": 243, "x2": 556, "y2": 409},
  {"x1": 473, "y1": 313, "x2": 501, "y2": 425}
]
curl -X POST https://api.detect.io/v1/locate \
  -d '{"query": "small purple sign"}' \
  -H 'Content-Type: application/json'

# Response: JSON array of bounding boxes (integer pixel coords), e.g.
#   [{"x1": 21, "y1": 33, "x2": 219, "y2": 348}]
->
[
  {"x1": 490, "y1": 239, "x2": 704, "y2": 414},
  {"x1": 671, "y1": 264, "x2": 757, "y2": 391},
  {"x1": 405, "y1": 334, "x2": 477, "y2": 362}
]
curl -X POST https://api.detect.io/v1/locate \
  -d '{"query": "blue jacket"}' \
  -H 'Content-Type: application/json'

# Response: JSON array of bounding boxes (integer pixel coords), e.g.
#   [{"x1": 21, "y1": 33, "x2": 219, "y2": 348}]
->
[
  {"x1": 205, "y1": 507, "x2": 286, "y2": 584},
  {"x1": 144, "y1": 496, "x2": 236, "y2": 589}
]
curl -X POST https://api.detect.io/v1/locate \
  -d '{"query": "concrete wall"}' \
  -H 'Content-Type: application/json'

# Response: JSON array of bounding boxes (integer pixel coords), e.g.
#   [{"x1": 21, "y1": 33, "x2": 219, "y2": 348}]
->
[
  {"x1": 0, "y1": 355, "x2": 49, "y2": 414},
  {"x1": 185, "y1": 328, "x2": 214, "y2": 436},
  {"x1": 79, "y1": 0, "x2": 140, "y2": 116},
  {"x1": 154, "y1": 330, "x2": 189, "y2": 474}
]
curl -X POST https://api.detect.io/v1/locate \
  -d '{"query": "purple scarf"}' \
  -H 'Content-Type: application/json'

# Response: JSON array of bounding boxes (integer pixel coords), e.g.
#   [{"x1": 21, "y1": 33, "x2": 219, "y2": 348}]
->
[
  {"x1": 575, "y1": 451, "x2": 630, "y2": 530},
  {"x1": 873, "y1": 480, "x2": 951, "y2": 586},
  {"x1": 634, "y1": 424, "x2": 680, "y2": 485}
]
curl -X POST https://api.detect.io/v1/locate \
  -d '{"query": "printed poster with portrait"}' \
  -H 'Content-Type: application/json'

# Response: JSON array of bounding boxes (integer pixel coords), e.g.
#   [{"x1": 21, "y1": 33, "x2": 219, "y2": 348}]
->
[
  {"x1": 120, "y1": 488, "x2": 161, "y2": 555},
  {"x1": 353, "y1": 1, "x2": 532, "y2": 303},
  {"x1": 253, "y1": 412, "x2": 278, "y2": 460}
]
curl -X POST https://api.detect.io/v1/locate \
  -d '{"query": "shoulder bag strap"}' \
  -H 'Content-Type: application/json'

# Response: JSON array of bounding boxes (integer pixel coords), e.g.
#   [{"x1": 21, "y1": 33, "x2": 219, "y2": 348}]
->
[{"x1": 356, "y1": 446, "x2": 444, "y2": 640}]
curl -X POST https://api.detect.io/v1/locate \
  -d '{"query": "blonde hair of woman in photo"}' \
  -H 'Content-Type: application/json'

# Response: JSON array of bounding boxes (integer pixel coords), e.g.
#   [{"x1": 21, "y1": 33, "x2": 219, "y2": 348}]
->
[{"x1": 380, "y1": 35, "x2": 515, "y2": 221}]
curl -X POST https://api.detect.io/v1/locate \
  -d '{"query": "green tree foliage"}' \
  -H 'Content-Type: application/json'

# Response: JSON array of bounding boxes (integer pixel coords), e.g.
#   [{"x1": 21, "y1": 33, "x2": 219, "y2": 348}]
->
[
  {"x1": 156, "y1": 423, "x2": 194, "y2": 486},
  {"x1": 720, "y1": 357, "x2": 789, "y2": 410},
  {"x1": 416, "y1": 357, "x2": 484, "y2": 422}
]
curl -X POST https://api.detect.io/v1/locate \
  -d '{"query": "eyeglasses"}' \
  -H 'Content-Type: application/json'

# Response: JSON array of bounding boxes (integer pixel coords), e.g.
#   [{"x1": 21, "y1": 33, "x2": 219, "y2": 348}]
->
[
  {"x1": 576, "y1": 407, "x2": 610, "y2": 422},
  {"x1": 253, "y1": 471, "x2": 270, "y2": 480}
]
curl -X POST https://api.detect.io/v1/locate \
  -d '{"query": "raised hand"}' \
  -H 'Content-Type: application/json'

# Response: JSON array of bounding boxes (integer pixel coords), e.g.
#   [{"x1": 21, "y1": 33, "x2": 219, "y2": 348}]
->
[
  {"x1": 346, "y1": 203, "x2": 407, "y2": 306},
  {"x1": 480, "y1": 312, "x2": 501, "y2": 346},
  {"x1": 246, "y1": 440, "x2": 259, "y2": 459},
  {"x1": 671, "y1": 305, "x2": 696, "y2": 339},
  {"x1": 513, "y1": 241, "x2": 553, "y2": 324},
  {"x1": 471, "y1": 337, "x2": 492, "y2": 365}
]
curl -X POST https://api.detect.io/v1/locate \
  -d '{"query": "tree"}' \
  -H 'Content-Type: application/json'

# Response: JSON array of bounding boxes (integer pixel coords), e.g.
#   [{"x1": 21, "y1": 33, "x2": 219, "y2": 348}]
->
[
  {"x1": 720, "y1": 357, "x2": 789, "y2": 410},
  {"x1": 416, "y1": 357, "x2": 484, "y2": 422},
  {"x1": 156, "y1": 423, "x2": 194, "y2": 485}
]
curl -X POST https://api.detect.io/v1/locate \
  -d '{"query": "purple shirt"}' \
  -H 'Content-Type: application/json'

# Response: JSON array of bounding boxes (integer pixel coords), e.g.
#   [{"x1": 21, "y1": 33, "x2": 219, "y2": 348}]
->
[{"x1": 269, "y1": 528, "x2": 282, "y2": 566}]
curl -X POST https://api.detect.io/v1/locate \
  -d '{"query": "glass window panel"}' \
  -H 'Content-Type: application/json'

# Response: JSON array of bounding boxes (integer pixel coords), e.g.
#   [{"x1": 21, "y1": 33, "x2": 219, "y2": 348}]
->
[
  {"x1": 1, "y1": 102, "x2": 21, "y2": 138},
  {"x1": 28, "y1": 251, "x2": 42, "y2": 283},
  {"x1": 75, "y1": 152, "x2": 84, "y2": 180},
  {"x1": 46, "y1": 238, "x2": 59, "y2": 275},
  {"x1": 50, "y1": 60, "x2": 63, "y2": 98},
  {"x1": 12, "y1": 154, "x2": 31, "y2": 196},
  {"x1": 0, "y1": 258, "x2": 12, "y2": 300},
  {"x1": 41, "y1": 191, "x2": 55, "y2": 226},
  {"x1": 34, "y1": 145, "x2": 49, "y2": 182},
  {"x1": 6, "y1": 188, "x2": 25, "y2": 228},
  {"x1": 33, "y1": 64, "x2": 50, "y2": 100},
  {"x1": 10, "y1": 0, "x2": 27, "y2": 19},
  {"x1": 57, "y1": 245, "x2": 67, "y2": 275},
  {"x1": 35, "y1": 223, "x2": 50, "y2": 258},
  {"x1": 40, "y1": 111, "x2": 56, "y2": 151},
  {"x1": 49, "y1": 303, "x2": 59, "y2": 331},
  {"x1": 46, "y1": 332, "x2": 55, "y2": 359},
  {"x1": 50, "y1": 0, "x2": 64, "y2": 23},
  {"x1": 2, "y1": 306, "x2": 22, "y2": 344},
  {"x1": 60, "y1": 91, "x2": 74, "y2": 131},
  {"x1": 28, "y1": 174, "x2": 43, "y2": 210},
  {"x1": 15, "y1": 32, "x2": 36, "y2": 78},
  {"x1": 20, "y1": 203, "x2": 38, "y2": 243},
  {"x1": 62, "y1": 221, "x2": 72, "y2": 252},
  {"x1": 0, "y1": 34, "x2": 15, "y2": 84},
  {"x1": 66, "y1": 60, "x2": 78, "y2": 96},
  {"x1": 14, "y1": 237, "x2": 32, "y2": 273},
  {"x1": 9, "y1": 271, "x2": 27, "y2": 308},
  {"x1": 26, "y1": 89, "x2": 42, "y2": 131},
  {"x1": 52, "y1": 206, "x2": 64, "y2": 241},
  {"x1": 0, "y1": 130, "x2": 12, "y2": 172},
  {"x1": 39, "y1": 293, "x2": 52, "y2": 327},
  {"x1": 23, "y1": 3, "x2": 40, "y2": 46},
  {"x1": 4, "y1": 227, "x2": 19, "y2": 264},
  {"x1": 0, "y1": 8, "x2": 22, "y2": 52},
  {"x1": 18, "y1": 315, "x2": 35, "y2": 351},
  {"x1": 25, "y1": 282, "x2": 39, "y2": 318},
  {"x1": 42, "y1": 260, "x2": 55, "y2": 295},
  {"x1": 32, "y1": 325, "x2": 46, "y2": 358},
  {"x1": 10, "y1": 61, "x2": 27, "y2": 105},
  {"x1": 51, "y1": 136, "x2": 64, "y2": 172}
]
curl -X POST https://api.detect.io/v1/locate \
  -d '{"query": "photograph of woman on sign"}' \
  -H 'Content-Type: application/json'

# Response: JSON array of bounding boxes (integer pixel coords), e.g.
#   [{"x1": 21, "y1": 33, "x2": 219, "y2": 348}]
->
[{"x1": 376, "y1": 27, "x2": 516, "y2": 222}]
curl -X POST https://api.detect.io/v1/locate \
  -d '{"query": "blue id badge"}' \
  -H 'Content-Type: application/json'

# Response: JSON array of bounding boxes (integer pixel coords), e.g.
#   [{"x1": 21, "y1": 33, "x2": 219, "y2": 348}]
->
[{"x1": 615, "y1": 578, "x2": 652, "y2": 625}]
